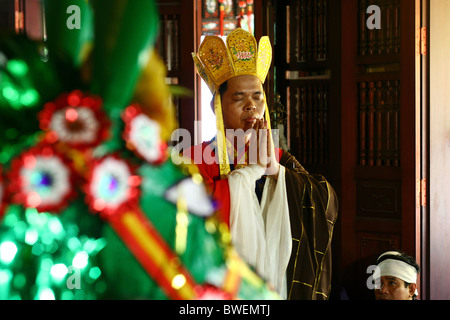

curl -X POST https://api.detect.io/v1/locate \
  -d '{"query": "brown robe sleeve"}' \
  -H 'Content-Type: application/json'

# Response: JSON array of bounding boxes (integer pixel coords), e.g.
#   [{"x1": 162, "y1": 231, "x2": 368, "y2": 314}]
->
[{"x1": 280, "y1": 151, "x2": 339, "y2": 300}]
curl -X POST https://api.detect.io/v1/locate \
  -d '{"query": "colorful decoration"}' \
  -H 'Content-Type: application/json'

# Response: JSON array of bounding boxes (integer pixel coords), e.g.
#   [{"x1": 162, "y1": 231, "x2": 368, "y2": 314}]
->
[
  {"x1": 246, "y1": 0, "x2": 254, "y2": 34},
  {"x1": 39, "y1": 91, "x2": 109, "y2": 149},
  {"x1": 219, "y1": 0, "x2": 226, "y2": 36},
  {"x1": 202, "y1": 0, "x2": 243, "y2": 36},
  {"x1": 7, "y1": 145, "x2": 75, "y2": 213},
  {"x1": 195, "y1": 284, "x2": 232, "y2": 300},
  {"x1": 122, "y1": 104, "x2": 167, "y2": 164},
  {"x1": 105, "y1": 208, "x2": 198, "y2": 300},
  {"x1": 85, "y1": 154, "x2": 140, "y2": 217},
  {"x1": 0, "y1": 0, "x2": 280, "y2": 301}
]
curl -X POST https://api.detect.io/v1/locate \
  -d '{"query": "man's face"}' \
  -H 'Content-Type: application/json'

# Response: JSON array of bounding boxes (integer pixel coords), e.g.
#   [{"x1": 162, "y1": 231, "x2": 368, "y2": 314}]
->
[
  {"x1": 220, "y1": 75, "x2": 265, "y2": 134},
  {"x1": 374, "y1": 276, "x2": 416, "y2": 300}
]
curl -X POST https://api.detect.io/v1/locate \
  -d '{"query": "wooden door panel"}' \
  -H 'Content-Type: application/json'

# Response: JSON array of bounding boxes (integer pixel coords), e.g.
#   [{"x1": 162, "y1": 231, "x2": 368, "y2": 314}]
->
[
  {"x1": 273, "y1": 0, "x2": 418, "y2": 298},
  {"x1": 340, "y1": 0, "x2": 418, "y2": 298}
]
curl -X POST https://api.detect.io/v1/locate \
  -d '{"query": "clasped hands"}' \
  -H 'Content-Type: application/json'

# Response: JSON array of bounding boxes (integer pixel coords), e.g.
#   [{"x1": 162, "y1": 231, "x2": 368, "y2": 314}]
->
[{"x1": 253, "y1": 119, "x2": 280, "y2": 179}]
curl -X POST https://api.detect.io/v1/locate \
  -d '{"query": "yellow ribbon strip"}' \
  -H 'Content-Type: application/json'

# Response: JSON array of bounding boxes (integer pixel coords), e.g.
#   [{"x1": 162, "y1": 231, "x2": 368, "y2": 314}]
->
[
  {"x1": 119, "y1": 211, "x2": 196, "y2": 299},
  {"x1": 214, "y1": 93, "x2": 231, "y2": 178}
]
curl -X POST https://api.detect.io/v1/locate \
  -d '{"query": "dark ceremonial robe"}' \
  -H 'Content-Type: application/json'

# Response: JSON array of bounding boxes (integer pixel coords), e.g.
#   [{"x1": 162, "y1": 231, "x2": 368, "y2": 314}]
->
[{"x1": 185, "y1": 142, "x2": 338, "y2": 300}]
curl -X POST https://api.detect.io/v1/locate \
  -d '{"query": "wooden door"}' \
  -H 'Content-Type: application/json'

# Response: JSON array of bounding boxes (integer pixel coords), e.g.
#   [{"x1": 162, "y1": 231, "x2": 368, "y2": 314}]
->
[
  {"x1": 270, "y1": 0, "x2": 421, "y2": 299},
  {"x1": 339, "y1": 0, "x2": 420, "y2": 299}
]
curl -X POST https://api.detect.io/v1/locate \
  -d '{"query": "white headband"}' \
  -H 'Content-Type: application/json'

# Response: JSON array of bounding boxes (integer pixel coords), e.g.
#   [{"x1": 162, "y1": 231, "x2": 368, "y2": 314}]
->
[{"x1": 376, "y1": 259, "x2": 418, "y2": 284}]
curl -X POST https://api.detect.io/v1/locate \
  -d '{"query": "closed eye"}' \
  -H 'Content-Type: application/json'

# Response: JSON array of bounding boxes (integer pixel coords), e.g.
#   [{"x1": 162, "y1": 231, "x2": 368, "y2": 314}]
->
[
  {"x1": 253, "y1": 92, "x2": 263, "y2": 100},
  {"x1": 232, "y1": 92, "x2": 244, "y2": 101}
]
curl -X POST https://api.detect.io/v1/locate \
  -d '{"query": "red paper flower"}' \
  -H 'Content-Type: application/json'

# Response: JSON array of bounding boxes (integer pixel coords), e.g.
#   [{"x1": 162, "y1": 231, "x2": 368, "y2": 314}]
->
[
  {"x1": 39, "y1": 90, "x2": 110, "y2": 148},
  {"x1": 85, "y1": 154, "x2": 141, "y2": 217},
  {"x1": 194, "y1": 284, "x2": 232, "y2": 300},
  {"x1": 7, "y1": 144, "x2": 76, "y2": 213},
  {"x1": 122, "y1": 104, "x2": 167, "y2": 164}
]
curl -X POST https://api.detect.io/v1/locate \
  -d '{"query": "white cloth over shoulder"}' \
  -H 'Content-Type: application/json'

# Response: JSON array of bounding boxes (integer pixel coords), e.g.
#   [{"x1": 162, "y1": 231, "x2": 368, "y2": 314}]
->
[{"x1": 228, "y1": 164, "x2": 292, "y2": 299}]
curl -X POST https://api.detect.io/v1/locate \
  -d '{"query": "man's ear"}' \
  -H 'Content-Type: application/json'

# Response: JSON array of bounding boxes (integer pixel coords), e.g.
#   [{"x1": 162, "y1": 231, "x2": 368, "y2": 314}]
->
[{"x1": 408, "y1": 283, "x2": 417, "y2": 298}]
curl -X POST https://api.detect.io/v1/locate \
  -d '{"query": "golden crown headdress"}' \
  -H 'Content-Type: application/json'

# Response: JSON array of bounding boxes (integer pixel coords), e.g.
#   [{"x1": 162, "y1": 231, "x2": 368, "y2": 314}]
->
[
  {"x1": 192, "y1": 28, "x2": 272, "y2": 94},
  {"x1": 192, "y1": 28, "x2": 273, "y2": 178}
]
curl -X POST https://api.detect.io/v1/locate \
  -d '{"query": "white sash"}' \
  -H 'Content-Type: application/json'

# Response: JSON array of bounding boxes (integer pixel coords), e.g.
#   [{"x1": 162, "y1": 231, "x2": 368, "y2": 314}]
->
[{"x1": 228, "y1": 164, "x2": 292, "y2": 299}]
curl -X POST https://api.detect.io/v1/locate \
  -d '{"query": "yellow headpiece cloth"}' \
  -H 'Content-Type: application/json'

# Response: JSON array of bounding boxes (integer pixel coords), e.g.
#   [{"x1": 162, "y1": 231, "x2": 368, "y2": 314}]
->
[{"x1": 192, "y1": 28, "x2": 273, "y2": 177}]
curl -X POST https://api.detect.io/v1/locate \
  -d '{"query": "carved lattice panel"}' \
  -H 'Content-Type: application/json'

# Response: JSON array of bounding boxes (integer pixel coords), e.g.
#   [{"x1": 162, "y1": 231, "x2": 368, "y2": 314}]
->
[
  {"x1": 288, "y1": 0, "x2": 328, "y2": 63},
  {"x1": 358, "y1": 0, "x2": 400, "y2": 56},
  {"x1": 289, "y1": 81, "x2": 329, "y2": 166},
  {"x1": 358, "y1": 80, "x2": 400, "y2": 167}
]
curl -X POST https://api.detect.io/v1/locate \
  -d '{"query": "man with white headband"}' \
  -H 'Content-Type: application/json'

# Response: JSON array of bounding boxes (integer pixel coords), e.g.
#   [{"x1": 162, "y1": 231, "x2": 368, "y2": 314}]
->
[{"x1": 374, "y1": 251, "x2": 420, "y2": 300}]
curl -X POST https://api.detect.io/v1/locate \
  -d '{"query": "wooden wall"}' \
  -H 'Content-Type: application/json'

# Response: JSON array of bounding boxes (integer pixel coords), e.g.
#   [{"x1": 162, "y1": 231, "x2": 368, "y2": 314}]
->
[{"x1": 429, "y1": 0, "x2": 450, "y2": 300}]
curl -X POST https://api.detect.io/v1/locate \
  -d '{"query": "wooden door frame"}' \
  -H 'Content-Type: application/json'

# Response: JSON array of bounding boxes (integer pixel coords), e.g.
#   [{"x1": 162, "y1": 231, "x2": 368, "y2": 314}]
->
[
  {"x1": 400, "y1": 0, "x2": 421, "y2": 265},
  {"x1": 416, "y1": 0, "x2": 429, "y2": 300}
]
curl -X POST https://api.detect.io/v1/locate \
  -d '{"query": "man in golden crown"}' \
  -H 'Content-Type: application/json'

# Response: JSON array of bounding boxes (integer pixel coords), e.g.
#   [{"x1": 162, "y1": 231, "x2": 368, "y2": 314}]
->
[{"x1": 185, "y1": 28, "x2": 339, "y2": 300}]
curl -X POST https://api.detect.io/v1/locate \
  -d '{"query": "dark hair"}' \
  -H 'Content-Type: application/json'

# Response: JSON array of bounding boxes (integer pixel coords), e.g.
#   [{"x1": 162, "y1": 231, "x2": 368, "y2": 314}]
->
[
  {"x1": 210, "y1": 81, "x2": 229, "y2": 112},
  {"x1": 211, "y1": 81, "x2": 228, "y2": 104},
  {"x1": 376, "y1": 251, "x2": 420, "y2": 274},
  {"x1": 218, "y1": 81, "x2": 228, "y2": 99}
]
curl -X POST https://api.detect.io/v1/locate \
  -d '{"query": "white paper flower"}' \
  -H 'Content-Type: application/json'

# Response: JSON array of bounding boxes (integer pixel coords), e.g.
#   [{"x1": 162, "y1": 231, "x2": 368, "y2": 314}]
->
[
  {"x1": 165, "y1": 177, "x2": 214, "y2": 217},
  {"x1": 128, "y1": 114, "x2": 162, "y2": 163},
  {"x1": 8, "y1": 146, "x2": 74, "y2": 213},
  {"x1": 50, "y1": 106, "x2": 100, "y2": 145},
  {"x1": 87, "y1": 156, "x2": 140, "y2": 214}
]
